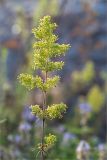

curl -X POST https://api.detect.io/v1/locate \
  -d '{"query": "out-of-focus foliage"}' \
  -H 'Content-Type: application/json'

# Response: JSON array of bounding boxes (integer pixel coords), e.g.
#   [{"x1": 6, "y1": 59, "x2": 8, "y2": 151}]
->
[
  {"x1": 71, "y1": 61, "x2": 95, "y2": 84},
  {"x1": 34, "y1": 0, "x2": 59, "y2": 23},
  {"x1": 87, "y1": 85, "x2": 105, "y2": 112},
  {"x1": 82, "y1": 61, "x2": 95, "y2": 83},
  {"x1": 71, "y1": 61, "x2": 95, "y2": 92}
]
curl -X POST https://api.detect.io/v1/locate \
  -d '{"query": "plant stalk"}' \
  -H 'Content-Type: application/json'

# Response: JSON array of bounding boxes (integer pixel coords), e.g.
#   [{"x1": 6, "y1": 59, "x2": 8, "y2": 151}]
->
[{"x1": 41, "y1": 72, "x2": 47, "y2": 160}]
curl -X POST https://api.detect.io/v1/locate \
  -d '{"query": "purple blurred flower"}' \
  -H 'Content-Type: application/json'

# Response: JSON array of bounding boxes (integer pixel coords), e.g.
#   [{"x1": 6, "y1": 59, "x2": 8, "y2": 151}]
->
[
  {"x1": 22, "y1": 106, "x2": 36, "y2": 122},
  {"x1": 98, "y1": 144, "x2": 105, "y2": 151},
  {"x1": 19, "y1": 121, "x2": 32, "y2": 132},
  {"x1": 76, "y1": 140, "x2": 90, "y2": 152},
  {"x1": 63, "y1": 132, "x2": 76, "y2": 140},
  {"x1": 54, "y1": 125, "x2": 65, "y2": 134},
  {"x1": 14, "y1": 135, "x2": 22, "y2": 144},
  {"x1": 58, "y1": 125, "x2": 65, "y2": 133},
  {"x1": 78, "y1": 103, "x2": 92, "y2": 114},
  {"x1": 62, "y1": 132, "x2": 76, "y2": 145},
  {"x1": 8, "y1": 134, "x2": 22, "y2": 144}
]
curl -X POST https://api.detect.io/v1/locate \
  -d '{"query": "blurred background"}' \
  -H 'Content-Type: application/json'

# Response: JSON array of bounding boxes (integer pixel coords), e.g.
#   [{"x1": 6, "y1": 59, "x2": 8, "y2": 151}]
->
[{"x1": 0, "y1": 0, "x2": 107, "y2": 159}]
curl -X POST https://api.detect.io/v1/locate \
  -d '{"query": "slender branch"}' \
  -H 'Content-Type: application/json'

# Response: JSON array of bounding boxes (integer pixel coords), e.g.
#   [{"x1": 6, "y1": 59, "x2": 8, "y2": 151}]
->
[{"x1": 41, "y1": 72, "x2": 48, "y2": 160}]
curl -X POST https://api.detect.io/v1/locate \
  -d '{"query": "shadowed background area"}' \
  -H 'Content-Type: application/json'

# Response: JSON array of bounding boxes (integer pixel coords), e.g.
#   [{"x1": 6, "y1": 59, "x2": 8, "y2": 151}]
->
[{"x1": 0, "y1": 0, "x2": 107, "y2": 159}]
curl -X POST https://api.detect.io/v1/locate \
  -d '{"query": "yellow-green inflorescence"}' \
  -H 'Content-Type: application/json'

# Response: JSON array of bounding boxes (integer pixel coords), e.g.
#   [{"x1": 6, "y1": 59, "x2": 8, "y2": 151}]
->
[
  {"x1": 31, "y1": 103, "x2": 67, "y2": 120},
  {"x1": 38, "y1": 134, "x2": 57, "y2": 152},
  {"x1": 18, "y1": 16, "x2": 70, "y2": 156}
]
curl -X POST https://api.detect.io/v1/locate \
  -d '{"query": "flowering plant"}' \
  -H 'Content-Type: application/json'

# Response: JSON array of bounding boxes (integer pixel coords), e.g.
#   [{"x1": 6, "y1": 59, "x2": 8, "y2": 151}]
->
[{"x1": 18, "y1": 16, "x2": 70, "y2": 160}]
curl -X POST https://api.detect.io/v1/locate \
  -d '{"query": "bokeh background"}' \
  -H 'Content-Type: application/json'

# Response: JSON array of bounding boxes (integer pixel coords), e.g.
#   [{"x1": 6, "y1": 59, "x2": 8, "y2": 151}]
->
[{"x1": 0, "y1": 0, "x2": 107, "y2": 159}]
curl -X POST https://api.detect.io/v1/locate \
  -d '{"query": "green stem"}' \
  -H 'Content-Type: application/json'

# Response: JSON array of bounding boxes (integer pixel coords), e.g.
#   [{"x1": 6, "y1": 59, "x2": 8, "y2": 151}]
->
[{"x1": 41, "y1": 72, "x2": 47, "y2": 160}]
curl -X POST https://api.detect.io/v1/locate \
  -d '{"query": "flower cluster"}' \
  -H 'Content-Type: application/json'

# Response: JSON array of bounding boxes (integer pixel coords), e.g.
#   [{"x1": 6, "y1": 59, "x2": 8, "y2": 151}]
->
[
  {"x1": 37, "y1": 134, "x2": 57, "y2": 152},
  {"x1": 31, "y1": 103, "x2": 67, "y2": 120},
  {"x1": 18, "y1": 73, "x2": 35, "y2": 90},
  {"x1": 31, "y1": 105, "x2": 44, "y2": 119},
  {"x1": 32, "y1": 16, "x2": 58, "y2": 41},
  {"x1": 45, "y1": 134, "x2": 57, "y2": 147},
  {"x1": 46, "y1": 103, "x2": 67, "y2": 119},
  {"x1": 32, "y1": 16, "x2": 70, "y2": 72},
  {"x1": 18, "y1": 74, "x2": 60, "y2": 92}
]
